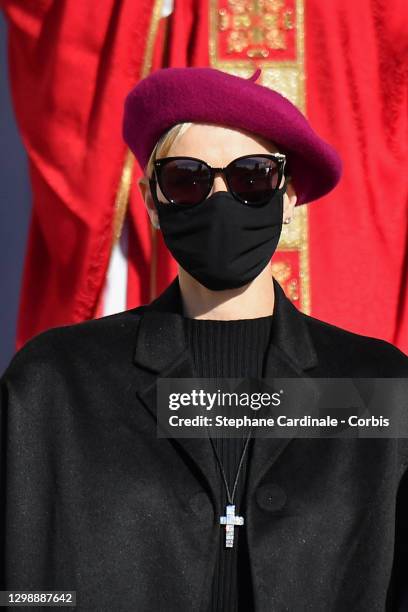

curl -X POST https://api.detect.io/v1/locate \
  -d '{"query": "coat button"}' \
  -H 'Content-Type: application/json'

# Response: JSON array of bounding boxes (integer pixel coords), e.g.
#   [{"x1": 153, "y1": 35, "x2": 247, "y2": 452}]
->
[
  {"x1": 255, "y1": 483, "x2": 287, "y2": 512},
  {"x1": 189, "y1": 491, "x2": 213, "y2": 521}
]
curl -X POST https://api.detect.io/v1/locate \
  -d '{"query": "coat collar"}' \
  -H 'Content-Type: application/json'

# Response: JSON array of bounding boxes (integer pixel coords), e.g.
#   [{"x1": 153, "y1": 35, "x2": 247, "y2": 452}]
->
[
  {"x1": 134, "y1": 275, "x2": 318, "y2": 374},
  {"x1": 132, "y1": 275, "x2": 319, "y2": 511}
]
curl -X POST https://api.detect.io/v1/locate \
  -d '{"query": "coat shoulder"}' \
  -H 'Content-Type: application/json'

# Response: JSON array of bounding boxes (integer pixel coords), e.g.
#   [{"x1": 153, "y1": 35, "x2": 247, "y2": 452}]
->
[
  {"x1": 1, "y1": 307, "x2": 145, "y2": 385},
  {"x1": 301, "y1": 312, "x2": 408, "y2": 376}
]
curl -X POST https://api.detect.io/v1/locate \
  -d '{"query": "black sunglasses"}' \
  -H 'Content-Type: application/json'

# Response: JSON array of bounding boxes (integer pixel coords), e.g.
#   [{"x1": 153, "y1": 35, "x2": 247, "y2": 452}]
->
[{"x1": 148, "y1": 153, "x2": 286, "y2": 207}]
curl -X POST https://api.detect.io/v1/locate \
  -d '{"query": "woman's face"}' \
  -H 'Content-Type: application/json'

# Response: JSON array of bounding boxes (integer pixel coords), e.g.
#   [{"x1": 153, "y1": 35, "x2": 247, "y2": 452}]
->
[{"x1": 139, "y1": 122, "x2": 297, "y2": 229}]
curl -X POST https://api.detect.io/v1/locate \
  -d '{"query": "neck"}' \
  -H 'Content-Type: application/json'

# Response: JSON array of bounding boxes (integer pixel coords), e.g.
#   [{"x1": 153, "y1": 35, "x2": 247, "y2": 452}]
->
[{"x1": 178, "y1": 265, "x2": 275, "y2": 320}]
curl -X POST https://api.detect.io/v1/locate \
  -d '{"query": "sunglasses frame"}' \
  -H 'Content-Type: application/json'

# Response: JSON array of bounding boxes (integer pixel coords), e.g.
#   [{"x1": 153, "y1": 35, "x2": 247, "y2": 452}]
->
[{"x1": 149, "y1": 153, "x2": 287, "y2": 207}]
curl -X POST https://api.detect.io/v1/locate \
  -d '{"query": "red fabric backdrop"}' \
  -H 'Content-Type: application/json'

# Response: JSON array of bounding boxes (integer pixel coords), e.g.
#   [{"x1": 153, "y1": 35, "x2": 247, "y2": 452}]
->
[
  {"x1": 2, "y1": 0, "x2": 408, "y2": 353},
  {"x1": 1, "y1": 0, "x2": 154, "y2": 347},
  {"x1": 306, "y1": 0, "x2": 408, "y2": 351}
]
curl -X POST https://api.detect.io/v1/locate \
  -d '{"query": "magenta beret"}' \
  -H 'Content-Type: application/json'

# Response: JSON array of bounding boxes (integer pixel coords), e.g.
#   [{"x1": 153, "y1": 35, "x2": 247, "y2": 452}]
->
[{"x1": 122, "y1": 66, "x2": 342, "y2": 205}]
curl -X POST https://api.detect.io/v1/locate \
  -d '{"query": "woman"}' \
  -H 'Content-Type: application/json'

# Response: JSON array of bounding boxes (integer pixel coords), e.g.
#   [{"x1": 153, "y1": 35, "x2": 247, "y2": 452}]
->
[{"x1": 1, "y1": 66, "x2": 408, "y2": 612}]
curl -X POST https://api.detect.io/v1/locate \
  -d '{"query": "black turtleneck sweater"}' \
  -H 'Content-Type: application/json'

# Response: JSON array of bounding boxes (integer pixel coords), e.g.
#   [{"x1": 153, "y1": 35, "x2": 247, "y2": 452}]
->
[{"x1": 183, "y1": 314, "x2": 273, "y2": 612}]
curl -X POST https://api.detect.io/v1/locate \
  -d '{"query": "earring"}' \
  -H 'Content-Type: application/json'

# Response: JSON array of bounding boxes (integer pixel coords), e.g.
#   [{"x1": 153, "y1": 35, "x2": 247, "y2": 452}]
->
[{"x1": 284, "y1": 217, "x2": 291, "y2": 224}]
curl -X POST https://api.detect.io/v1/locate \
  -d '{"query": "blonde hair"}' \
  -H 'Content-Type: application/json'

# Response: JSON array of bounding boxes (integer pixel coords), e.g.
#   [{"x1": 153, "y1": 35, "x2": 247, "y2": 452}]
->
[{"x1": 141, "y1": 122, "x2": 194, "y2": 187}]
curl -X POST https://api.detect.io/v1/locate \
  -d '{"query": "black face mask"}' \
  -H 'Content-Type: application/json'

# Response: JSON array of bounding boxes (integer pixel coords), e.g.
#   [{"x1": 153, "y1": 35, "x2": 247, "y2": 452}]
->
[{"x1": 155, "y1": 186, "x2": 285, "y2": 291}]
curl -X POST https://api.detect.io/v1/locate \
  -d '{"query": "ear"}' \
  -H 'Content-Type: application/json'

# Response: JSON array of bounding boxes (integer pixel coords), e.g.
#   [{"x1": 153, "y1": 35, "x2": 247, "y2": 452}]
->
[
  {"x1": 138, "y1": 177, "x2": 160, "y2": 230},
  {"x1": 283, "y1": 180, "x2": 297, "y2": 224}
]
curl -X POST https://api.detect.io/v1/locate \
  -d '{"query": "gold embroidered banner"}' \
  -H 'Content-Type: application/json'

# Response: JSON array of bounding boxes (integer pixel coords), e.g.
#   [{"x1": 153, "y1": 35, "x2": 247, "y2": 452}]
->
[{"x1": 209, "y1": 0, "x2": 310, "y2": 313}]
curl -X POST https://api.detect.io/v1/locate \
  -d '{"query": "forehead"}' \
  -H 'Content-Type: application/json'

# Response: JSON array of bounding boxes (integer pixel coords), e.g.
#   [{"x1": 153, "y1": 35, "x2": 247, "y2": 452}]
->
[{"x1": 167, "y1": 122, "x2": 280, "y2": 164}]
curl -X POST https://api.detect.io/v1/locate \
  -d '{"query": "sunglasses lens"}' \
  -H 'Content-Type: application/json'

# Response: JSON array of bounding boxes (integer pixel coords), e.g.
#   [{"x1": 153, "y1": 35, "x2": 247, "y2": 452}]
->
[
  {"x1": 228, "y1": 156, "x2": 280, "y2": 204},
  {"x1": 158, "y1": 159, "x2": 211, "y2": 205}
]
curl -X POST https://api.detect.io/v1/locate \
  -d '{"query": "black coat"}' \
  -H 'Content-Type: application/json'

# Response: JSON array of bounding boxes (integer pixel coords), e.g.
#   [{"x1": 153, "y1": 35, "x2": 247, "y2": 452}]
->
[{"x1": 1, "y1": 276, "x2": 408, "y2": 612}]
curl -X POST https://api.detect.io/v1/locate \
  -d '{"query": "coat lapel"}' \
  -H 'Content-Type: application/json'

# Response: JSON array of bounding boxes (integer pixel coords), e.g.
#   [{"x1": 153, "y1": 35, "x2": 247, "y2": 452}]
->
[
  {"x1": 132, "y1": 275, "x2": 319, "y2": 509},
  {"x1": 245, "y1": 279, "x2": 319, "y2": 500},
  {"x1": 132, "y1": 283, "x2": 220, "y2": 508}
]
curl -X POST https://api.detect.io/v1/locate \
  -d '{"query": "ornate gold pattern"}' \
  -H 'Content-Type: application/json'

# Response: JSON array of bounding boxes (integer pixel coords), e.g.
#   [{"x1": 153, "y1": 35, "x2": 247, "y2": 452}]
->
[
  {"x1": 216, "y1": 0, "x2": 296, "y2": 59},
  {"x1": 271, "y1": 253, "x2": 299, "y2": 302},
  {"x1": 209, "y1": 0, "x2": 310, "y2": 314},
  {"x1": 271, "y1": 259, "x2": 292, "y2": 283}
]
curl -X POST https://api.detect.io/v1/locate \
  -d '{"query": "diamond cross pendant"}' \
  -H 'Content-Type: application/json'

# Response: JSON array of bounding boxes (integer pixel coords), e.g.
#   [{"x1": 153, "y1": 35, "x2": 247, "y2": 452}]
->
[{"x1": 220, "y1": 504, "x2": 244, "y2": 548}]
